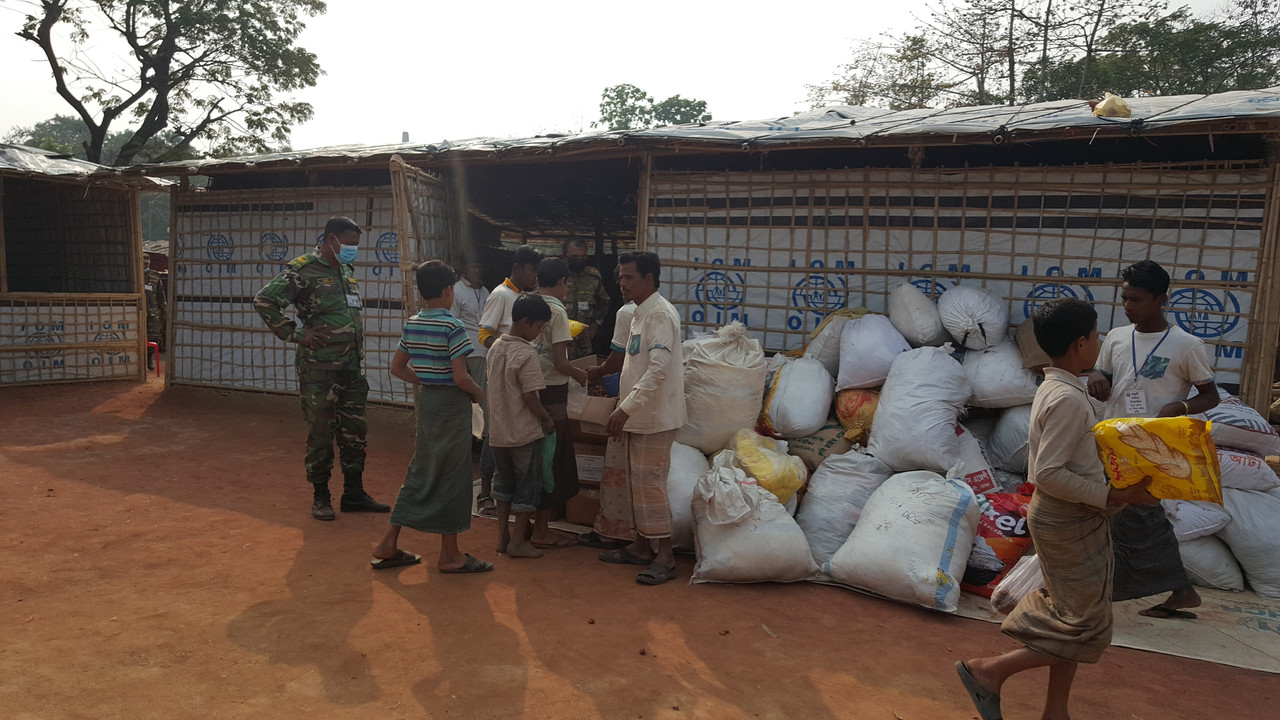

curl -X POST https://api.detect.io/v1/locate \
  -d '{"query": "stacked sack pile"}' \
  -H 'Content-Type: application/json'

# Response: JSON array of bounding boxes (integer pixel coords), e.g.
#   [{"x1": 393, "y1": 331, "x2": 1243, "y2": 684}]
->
[{"x1": 654, "y1": 286, "x2": 1280, "y2": 609}]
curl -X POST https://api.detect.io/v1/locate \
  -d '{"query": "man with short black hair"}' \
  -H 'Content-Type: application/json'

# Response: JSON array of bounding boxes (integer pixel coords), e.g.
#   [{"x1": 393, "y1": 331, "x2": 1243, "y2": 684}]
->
[
  {"x1": 254, "y1": 215, "x2": 389, "y2": 521},
  {"x1": 562, "y1": 238, "x2": 611, "y2": 359}
]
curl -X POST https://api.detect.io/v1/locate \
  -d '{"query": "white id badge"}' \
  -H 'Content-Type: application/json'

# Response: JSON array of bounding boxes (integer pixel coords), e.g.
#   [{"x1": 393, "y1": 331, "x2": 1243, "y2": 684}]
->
[
  {"x1": 1123, "y1": 389, "x2": 1148, "y2": 416},
  {"x1": 578, "y1": 301, "x2": 591, "y2": 314},
  {"x1": 144, "y1": 284, "x2": 154, "y2": 291},
  {"x1": 346, "y1": 293, "x2": 361, "y2": 308}
]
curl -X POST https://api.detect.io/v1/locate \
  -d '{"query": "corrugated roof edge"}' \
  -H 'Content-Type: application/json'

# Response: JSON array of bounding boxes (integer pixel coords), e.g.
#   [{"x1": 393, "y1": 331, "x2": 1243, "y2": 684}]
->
[
  {"x1": 119, "y1": 88, "x2": 1280, "y2": 176},
  {"x1": 0, "y1": 143, "x2": 171, "y2": 187}
]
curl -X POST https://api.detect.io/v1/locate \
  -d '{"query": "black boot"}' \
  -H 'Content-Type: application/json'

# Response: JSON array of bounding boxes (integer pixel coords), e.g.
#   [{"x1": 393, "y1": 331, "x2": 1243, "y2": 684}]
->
[
  {"x1": 311, "y1": 483, "x2": 335, "y2": 521},
  {"x1": 340, "y1": 474, "x2": 390, "y2": 513}
]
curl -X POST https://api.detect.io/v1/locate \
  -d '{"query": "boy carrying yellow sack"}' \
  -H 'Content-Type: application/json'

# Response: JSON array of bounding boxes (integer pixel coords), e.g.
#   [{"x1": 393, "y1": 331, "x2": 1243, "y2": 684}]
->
[{"x1": 1094, "y1": 416, "x2": 1222, "y2": 504}]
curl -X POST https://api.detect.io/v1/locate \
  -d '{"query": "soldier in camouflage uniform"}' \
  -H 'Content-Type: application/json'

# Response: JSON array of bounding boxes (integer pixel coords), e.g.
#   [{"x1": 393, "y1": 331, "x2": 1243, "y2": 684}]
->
[
  {"x1": 562, "y1": 238, "x2": 612, "y2": 359},
  {"x1": 254, "y1": 216, "x2": 390, "y2": 521},
  {"x1": 143, "y1": 254, "x2": 167, "y2": 370}
]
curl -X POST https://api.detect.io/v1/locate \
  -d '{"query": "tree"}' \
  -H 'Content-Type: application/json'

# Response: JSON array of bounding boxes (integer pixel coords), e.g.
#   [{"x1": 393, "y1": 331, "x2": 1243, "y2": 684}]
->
[
  {"x1": 595, "y1": 84, "x2": 712, "y2": 130},
  {"x1": 4, "y1": 114, "x2": 195, "y2": 164},
  {"x1": 14, "y1": 0, "x2": 325, "y2": 164}
]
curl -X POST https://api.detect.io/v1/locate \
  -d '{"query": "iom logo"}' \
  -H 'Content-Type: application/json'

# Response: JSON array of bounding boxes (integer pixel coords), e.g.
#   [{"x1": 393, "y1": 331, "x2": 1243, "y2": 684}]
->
[
  {"x1": 788, "y1": 273, "x2": 847, "y2": 331},
  {"x1": 206, "y1": 234, "x2": 234, "y2": 261},
  {"x1": 1023, "y1": 283, "x2": 1096, "y2": 319},
  {"x1": 260, "y1": 233, "x2": 288, "y2": 262},
  {"x1": 375, "y1": 232, "x2": 399, "y2": 264},
  {"x1": 912, "y1": 278, "x2": 950, "y2": 297},
  {"x1": 1169, "y1": 288, "x2": 1241, "y2": 339},
  {"x1": 25, "y1": 332, "x2": 64, "y2": 358},
  {"x1": 694, "y1": 269, "x2": 745, "y2": 311}
]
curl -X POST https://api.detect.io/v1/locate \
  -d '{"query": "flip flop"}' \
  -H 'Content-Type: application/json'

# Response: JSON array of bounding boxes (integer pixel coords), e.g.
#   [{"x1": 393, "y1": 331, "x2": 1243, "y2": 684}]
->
[
  {"x1": 956, "y1": 662, "x2": 1002, "y2": 720},
  {"x1": 476, "y1": 496, "x2": 497, "y2": 518},
  {"x1": 598, "y1": 547, "x2": 652, "y2": 566},
  {"x1": 440, "y1": 553, "x2": 494, "y2": 574},
  {"x1": 531, "y1": 534, "x2": 577, "y2": 549},
  {"x1": 636, "y1": 562, "x2": 677, "y2": 586},
  {"x1": 576, "y1": 531, "x2": 625, "y2": 549},
  {"x1": 1139, "y1": 605, "x2": 1198, "y2": 620},
  {"x1": 370, "y1": 550, "x2": 421, "y2": 570}
]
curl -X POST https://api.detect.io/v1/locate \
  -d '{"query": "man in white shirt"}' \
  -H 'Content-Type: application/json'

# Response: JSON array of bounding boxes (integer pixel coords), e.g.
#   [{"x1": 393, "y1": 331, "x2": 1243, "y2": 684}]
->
[
  {"x1": 452, "y1": 261, "x2": 492, "y2": 500},
  {"x1": 597, "y1": 252, "x2": 686, "y2": 585}
]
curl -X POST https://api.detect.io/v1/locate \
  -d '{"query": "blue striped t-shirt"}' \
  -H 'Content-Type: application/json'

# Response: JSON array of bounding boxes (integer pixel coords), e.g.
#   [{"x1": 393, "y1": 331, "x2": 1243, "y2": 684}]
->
[{"x1": 398, "y1": 308, "x2": 474, "y2": 384}]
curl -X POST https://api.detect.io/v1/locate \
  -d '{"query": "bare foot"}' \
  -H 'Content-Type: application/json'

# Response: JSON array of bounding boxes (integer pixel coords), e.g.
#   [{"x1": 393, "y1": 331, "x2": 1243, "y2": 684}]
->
[
  {"x1": 371, "y1": 544, "x2": 398, "y2": 560},
  {"x1": 505, "y1": 539, "x2": 544, "y2": 559},
  {"x1": 963, "y1": 657, "x2": 1004, "y2": 696},
  {"x1": 496, "y1": 528, "x2": 510, "y2": 554},
  {"x1": 1163, "y1": 586, "x2": 1202, "y2": 611}
]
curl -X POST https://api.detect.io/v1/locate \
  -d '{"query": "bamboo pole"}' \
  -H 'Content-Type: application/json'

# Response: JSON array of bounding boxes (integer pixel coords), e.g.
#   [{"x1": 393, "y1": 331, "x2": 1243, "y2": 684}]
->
[
  {"x1": 165, "y1": 184, "x2": 179, "y2": 389},
  {"x1": 1239, "y1": 164, "x2": 1280, "y2": 410},
  {"x1": 0, "y1": 176, "x2": 7, "y2": 295},
  {"x1": 129, "y1": 187, "x2": 146, "y2": 382},
  {"x1": 635, "y1": 152, "x2": 652, "y2": 251}
]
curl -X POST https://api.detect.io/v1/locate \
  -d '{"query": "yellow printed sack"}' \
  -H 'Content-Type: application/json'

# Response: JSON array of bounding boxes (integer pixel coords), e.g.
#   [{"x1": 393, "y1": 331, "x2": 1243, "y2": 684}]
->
[
  {"x1": 1093, "y1": 417, "x2": 1222, "y2": 504},
  {"x1": 727, "y1": 429, "x2": 808, "y2": 505},
  {"x1": 567, "y1": 319, "x2": 588, "y2": 338}
]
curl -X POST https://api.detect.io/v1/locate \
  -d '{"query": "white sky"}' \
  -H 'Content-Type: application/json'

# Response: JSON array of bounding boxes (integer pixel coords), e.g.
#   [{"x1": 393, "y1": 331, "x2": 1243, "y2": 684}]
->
[{"x1": 0, "y1": 0, "x2": 1230, "y2": 152}]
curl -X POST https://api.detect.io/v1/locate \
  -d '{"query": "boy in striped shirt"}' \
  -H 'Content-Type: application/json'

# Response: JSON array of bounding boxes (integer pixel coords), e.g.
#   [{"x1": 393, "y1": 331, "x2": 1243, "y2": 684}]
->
[{"x1": 370, "y1": 260, "x2": 492, "y2": 574}]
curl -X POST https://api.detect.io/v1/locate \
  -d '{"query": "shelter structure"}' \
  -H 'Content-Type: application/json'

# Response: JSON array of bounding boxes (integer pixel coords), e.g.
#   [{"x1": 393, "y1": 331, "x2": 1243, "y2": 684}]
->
[
  {"x1": 0, "y1": 145, "x2": 161, "y2": 386},
  {"x1": 131, "y1": 89, "x2": 1280, "y2": 410}
]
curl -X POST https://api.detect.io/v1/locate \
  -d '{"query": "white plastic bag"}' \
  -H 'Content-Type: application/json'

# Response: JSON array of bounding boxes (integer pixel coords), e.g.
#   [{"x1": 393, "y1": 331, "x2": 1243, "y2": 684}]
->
[
  {"x1": 826, "y1": 470, "x2": 979, "y2": 612},
  {"x1": 691, "y1": 451, "x2": 819, "y2": 584},
  {"x1": 835, "y1": 314, "x2": 911, "y2": 391},
  {"x1": 1218, "y1": 488, "x2": 1280, "y2": 600},
  {"x1": 794, "y1": 449, "x2": 893, "y2": 567},
  {"x1": 1161, "y1": 499, "x2": 1231, "y2": 542},
  {"x1": 761, "y1": 357, "x2": 835, "y2": 439},
  {"x1": 1193, "y1": 386, "x2": 1280, "y2": 456},
  {"x1": 667, "y1": 443, "x2": 712, "y2": 551},
  {"x1": 989, "y1": 554, "x2": 1045, "y2": 615},
  {"x1": 677, "y1": 322, "x2": 767, "y2": 454},
  {"x1": 938, "y1": 285, "x2": 1009, "y2": 351},
  {"x1": 989, "y1": 405, "x2": 1033, "y2": 473},
  {"x1": 888, "y1": 282, "x2": 949, "y2": 347},
  {"x1": 803, "y1": 311, "x2": 863, "y2": 378},
  {"x1": 1218, "y1": 448, "x2": 1280, "y2": 492},
  {"x1": 727, "y1": 430, "x2": 809, "y2": 505},
  {"x1": 867, "y1": 346, "x2": 971, "y2": 473},
  {"x1": 1178, "y1": 536, "x2": 1245, "y2": 592},
  {"x1": 963, "y1": 341, "x2": 1041, "y2": 408}
]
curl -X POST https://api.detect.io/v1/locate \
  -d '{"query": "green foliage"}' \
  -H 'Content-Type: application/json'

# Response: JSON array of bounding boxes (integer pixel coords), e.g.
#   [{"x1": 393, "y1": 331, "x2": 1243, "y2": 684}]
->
[
  {"x1": 596, "y1": 84, "x2": 712, "y2": 130},
  {"x1": 652, "y1": 95, "x2": 712, "y2": 126},
  {"x1": 3, "y1": 115, "x2": 196, "y2": 165},
  {"x1": 13, "y1": 0, "x2": 325, "y2": 164}
]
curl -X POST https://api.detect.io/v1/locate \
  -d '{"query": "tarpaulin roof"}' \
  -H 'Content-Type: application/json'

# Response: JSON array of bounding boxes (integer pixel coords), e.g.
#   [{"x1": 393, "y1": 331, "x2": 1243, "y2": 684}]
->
[
  {"x1": 124, "y1": 88, "x2": 1280, "y2": 176},
  {"x1": 0, "y1": 144, "x2": 169, "y2": 187}
]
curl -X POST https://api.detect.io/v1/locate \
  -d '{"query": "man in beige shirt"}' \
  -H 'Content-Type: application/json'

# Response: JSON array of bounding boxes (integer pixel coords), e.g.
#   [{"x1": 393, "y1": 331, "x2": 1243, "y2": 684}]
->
[{"x1": 596, "y1": 252, "x2": 686, "y2": 586}]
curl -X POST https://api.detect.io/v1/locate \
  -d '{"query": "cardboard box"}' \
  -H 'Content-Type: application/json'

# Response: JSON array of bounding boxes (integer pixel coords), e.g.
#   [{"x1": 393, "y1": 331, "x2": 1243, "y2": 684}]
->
[
  {"x1": 573, "y1": 441, "x2": 607, "y2": 485},
  {"x1": 571, "y1": 355, "x2": 601, "y2": 372},
  {"x1": 568, "y1": 392, "x2": 617, "y2": 426},
  {"x1": 564, "y1": 486, "x2": 601, "y2": 526}
]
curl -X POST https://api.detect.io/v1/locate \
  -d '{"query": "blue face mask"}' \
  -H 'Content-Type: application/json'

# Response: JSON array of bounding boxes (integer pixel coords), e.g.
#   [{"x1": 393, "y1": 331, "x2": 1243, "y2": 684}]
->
[{"x1": 336, "y1": 243, "x2": 359, "y2": 264}]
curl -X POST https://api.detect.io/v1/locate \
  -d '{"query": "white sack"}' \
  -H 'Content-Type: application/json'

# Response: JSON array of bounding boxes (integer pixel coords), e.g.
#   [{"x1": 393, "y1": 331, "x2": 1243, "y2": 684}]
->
[
  {"x1": 1161, "y1": 499, "x2": 1231, "y2": 542},
  {"x1": 691, "y1": 450, "x2": 819, "y2": 584},
  {"x1": 1193, "y1": 386, "x2": 1280, "y2": 456},
  {"x1": 1218, "y1": 488, "x2": 1280, "y2": 600},
  {"x1": 763, "y1": 357, "x2": 835, "y2": 439},
  {"x1": 1178, "y1": 535, "x2": 1245, "y2": 592},
  {"x1": 667, "y1": 443, "x2": 712, "y2": 551},
  {"x1": 963, "y1": 415, "x2": 998, "y2": 457},
  {"x1": 954, "y1": 424, "x2": 997, "y2": 495},
  {"x1": 937, "y1": 285, "x2": 1009, "y2": 351},
  {"x1": 794, "y1": 449, "x2": 893, "y2": 567},
  {"x1": 677, "y1": 322, "x2": 767, "y2": 454},
  {"x1": 835, "y1": 314, "x2": 911, "y2": 391},
  {"x1": 803, "y1": 314, "x2": 854, "y2": 378},
  {"x1": 826, "y1": 470, "x2": 980, "y2": 612},
  {"x1": 888, "y1": 282, "x2": 950, "y2": 347},
  {"x1": 867, "y1": 346, "x2": 971, "y2": 473},
  {"x1": 1218, "y1": 448, "x2": 1280, "y2": 492},
  {"x1": 989, "y1": 405, "x2": 1034, "y2": 474},
  {"x1": 963, "y1": 341, "x2": 1041, "y2": 408},
  {"x1": 990, "y1": 554, "x2": 1045, "y2": 615}
]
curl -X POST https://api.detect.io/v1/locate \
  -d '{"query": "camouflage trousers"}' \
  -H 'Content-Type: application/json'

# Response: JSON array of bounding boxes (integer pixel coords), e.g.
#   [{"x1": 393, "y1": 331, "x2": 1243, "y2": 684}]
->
[
  {"x1": 146, "y1": 317, "x2": 164, "y2": 350},
  {"x1": 297, "y1": 364, "x2": 368, "y2": 485}
]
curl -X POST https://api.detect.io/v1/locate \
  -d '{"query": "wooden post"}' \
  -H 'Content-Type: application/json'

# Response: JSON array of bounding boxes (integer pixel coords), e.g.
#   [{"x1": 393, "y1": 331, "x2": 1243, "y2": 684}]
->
[
  {"x1": 0, "y1": 175, "x2": 7, "y2": 295},
  {"x1": 129, "y1": 187, "x2": 147, "y2": 382},
  {"x1": 165, "y1": 184, "x2": 178, "y2": 388},
  {"x1": 1240, "y1": 161, "x2": 1280, "y2": 412},
  {"x1": 635, "y1": 152, "x2": 651, "y2": 251}
]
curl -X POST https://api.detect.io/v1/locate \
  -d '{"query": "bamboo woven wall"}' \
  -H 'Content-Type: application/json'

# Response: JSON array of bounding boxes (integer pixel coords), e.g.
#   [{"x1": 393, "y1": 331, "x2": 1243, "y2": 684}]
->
[{"x1": 643, "y1": 163, "x2": 1275, "y2": 394}]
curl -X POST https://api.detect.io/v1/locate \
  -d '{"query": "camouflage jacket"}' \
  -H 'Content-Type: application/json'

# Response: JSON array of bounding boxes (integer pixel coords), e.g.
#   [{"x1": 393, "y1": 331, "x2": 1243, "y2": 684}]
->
[
  {"x1": 565, "y1": 265, "x2": 611, "y2": 327},
  {"x1": 144, "y1": 268, "x2": 166, "y2": 318},
  {"x1": 253, "y1": 251, "x2": 364, "y2": 370}
]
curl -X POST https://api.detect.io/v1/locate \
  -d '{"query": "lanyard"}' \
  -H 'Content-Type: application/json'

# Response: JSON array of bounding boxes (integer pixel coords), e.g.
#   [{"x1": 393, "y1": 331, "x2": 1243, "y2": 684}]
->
[{"x1": 1131, "y1": 326, "x2": 1171, "y2": 383}]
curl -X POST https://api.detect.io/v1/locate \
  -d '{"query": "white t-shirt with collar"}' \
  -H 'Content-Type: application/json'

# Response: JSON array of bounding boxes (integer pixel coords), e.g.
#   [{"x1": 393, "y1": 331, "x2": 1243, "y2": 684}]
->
[{"x1": 1095, "y1": 322, "x2": 1215, "y2": 420}]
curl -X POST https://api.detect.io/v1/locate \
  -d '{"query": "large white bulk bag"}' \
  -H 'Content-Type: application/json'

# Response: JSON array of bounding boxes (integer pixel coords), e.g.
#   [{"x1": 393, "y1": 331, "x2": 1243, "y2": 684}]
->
[
  {"x1": 1193, "y1": 386, "x2": 1280, "y2": 456},
  {"x1": 954, "y1": 425, "x2": 997, "y2": 495},
  {"x1": 1178, "y1": 536, "x2": 1245, "y2": 592},
  {"x1": 888, "y1": 282, "x2": 950, "y2": 347},
  {"x1": 835, "y1": 314, "x2": 911, "y2": 390},
  {"x1": 867, "y1": 346, "x2": 971, "y2": 473},
  {"x1": 677, "y1": 322, "x2": 767, "y2": 455},
  {"x1": 667, "y1": 442, "x2": 712, "y2": 551},
  {"x1": 826, "y1": 470, "x2": 980, "y2": 612},
  {"x1": 802, "y1": 310, "x2": 865, "y2": 378},
  {"x1": 963, "y1": 341, "x2": 1042, "y2": 409},
  {"x1": 690, "y1": 451, "x2": 819, "y2": 584},
  {"x1": 989, "y1": 405, "x2": 1033, "y2": 473},
  {"x1": 937, "y1": 285, "x2": 1009, "y2": 350},
  {"x1": 794, "y1": 449, "x2": 893, "y2": 567},
  {"x1": 1218, "y1": 488, "x2": 1280, "y2": 600},
  {"x1": 1161, "y1": 499, "x2": 1231, "y2": 542},
  {"x1": 1217, "y1": 447, "x2": 1280, "y2": 492},
  {"x1": 761, "y1": 357, "x2": 835, "y2": 439}
]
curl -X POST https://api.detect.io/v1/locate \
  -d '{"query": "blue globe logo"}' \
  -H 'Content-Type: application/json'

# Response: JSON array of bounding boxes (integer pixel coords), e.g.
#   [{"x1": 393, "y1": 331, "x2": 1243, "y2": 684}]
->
[
  {"x1": 1023, "y1": 283, "x2": 1094, "y2": 319},
  {"x1": 25, "y1": 332, "x2": 63, "y2": 358},
  {"x1": 260, "y1": 233, "x2": 288, "y2": 261},
  {"x1": 206, "y1": 234, "x2": 234, "y2": 262},
  {"x1": 911, "y1": 278, "x2": 949, "y2": 298},
  {"x1": 375, "y1": 232, "x2": 399, "y2": 264},
  {"x1": 1168, "y1": 289, "x2": 1240, "y2": 339},
  {"x1": 694, "y1": 270, "x2": 745, "y2": 310},
  {"x1": 93, "y1": 332, "x2": 123, "y2": 342},
  {"x1": 792, "y1": 274, "x2": 846, "y2": 313}
]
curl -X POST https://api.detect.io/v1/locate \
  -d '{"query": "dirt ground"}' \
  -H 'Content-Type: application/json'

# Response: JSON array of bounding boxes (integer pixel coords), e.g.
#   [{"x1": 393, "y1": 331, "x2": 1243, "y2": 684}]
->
[{"x1": 1, "y1": 371, "x2": 1276, "y2": 720}]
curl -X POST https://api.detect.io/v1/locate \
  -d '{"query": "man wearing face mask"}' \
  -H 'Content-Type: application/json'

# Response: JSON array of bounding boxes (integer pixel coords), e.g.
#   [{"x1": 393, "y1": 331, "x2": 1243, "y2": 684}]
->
[
  {"x1": 562, "y1": 238, "x2": 611, "y2": 359},
  {"x1": 254, "y1": 216, "x2": 390, "y2": 521}
]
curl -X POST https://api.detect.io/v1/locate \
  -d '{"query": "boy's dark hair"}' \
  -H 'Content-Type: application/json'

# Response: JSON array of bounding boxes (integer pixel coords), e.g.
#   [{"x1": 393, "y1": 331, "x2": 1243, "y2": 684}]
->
[
  {"x1": 562, "y1": 237, "x2": 589, "y2": 254},
  {"x1": 1033, "y1": 298, "x2": 1097, "y2": 358},
  {"x1": 1121, "y1": 260, "x2": 1170, "y2": 297},
  {"x1": 512, "y1": 245, "x2": 543, "y2": 270},
  {"x1": 323, "y1": 216, "x2": 361, "y2": 237},
  {"x1": 415, "y1": 259, "x2": 457, "y2": 299},
  {"x1": 619, "y1": 251, "x2": 661, "y2": 289},
  {"x1": 537, "y1": 257, "x2": 570, "y2": 288},
  {"x1": 512, "y1": 293, "x2": 552, "y2": 324}
]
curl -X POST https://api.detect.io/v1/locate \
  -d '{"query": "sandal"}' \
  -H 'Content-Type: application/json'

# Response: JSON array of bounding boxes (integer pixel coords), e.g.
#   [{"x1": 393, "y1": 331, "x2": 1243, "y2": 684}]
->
[
  {"x1": 598, "y1": 547, "x2": 652, "y2": 566},
  {"x1": 636, "y1": 562, "x2": 677, "y2": 586},
  {"x1": 1139, "y1": 605, "x2": 1198, "y2": 620},
  {"x1": 576, "y1": 531, "x2": 625, "y2": 549},
  {"x1": 531, "y1": 534, "x2": 577, "y2": 549},
  {"x1": 370, "y1": 549, "x2": 422, "y2": 570},
  {"x1": 440, "y1": 553, "x2": 494, "y2": 574},
  {"x1": 476, "y1": 495, "x2": 497, "y2": 518},
  {"x1": 956, "y1": 662, "x2": 1002, "y2": 720}
]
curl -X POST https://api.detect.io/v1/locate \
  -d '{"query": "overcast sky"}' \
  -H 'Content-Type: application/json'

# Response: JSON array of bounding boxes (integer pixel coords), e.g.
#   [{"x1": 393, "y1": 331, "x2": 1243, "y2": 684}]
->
[{"x1": 0, "y1": 0, "x2": 1230, "y2": 152}]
